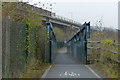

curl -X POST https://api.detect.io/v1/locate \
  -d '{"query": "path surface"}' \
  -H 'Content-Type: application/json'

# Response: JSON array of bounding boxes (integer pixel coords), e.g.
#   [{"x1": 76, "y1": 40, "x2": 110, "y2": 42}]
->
[{"x1": 42, "y1": 47, "x2": 101, "y2": 78}]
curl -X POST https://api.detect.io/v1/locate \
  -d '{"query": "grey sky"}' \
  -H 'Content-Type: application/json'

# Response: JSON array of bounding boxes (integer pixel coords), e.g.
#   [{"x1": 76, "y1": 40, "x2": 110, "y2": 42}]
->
[
  {"x1": 28, "y1": 1, "x2": 118, "y2": 29},
  {"x1": 52, "y1": 2, "x2": 118, "y2": 29}
]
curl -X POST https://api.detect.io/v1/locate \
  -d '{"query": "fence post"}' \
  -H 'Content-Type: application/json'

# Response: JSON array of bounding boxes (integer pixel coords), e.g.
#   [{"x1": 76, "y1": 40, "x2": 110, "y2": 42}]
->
[
  {"x1": 0, "y1": 3, "x2": 2, "y2": 78},
  {"x1": 85, "y1": 22, "x2": 90, "y2": 64},
  {"x1": 46, "y1": 23, "x2": 51, "y2": 63}
]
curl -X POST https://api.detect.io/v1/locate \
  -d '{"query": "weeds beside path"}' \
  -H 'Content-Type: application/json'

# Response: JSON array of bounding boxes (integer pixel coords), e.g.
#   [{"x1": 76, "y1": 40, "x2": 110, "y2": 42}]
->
[{"x1": 19, "y1": 63, "x2": 50, "y2": 78}]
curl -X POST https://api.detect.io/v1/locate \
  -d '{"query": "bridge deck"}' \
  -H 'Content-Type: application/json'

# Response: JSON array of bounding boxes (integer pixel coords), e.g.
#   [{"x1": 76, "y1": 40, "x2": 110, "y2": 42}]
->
[
  {"x1": 53, "y1": 48, "x2": 79, "y2": 64},
  {"x1": 42, "y1": 47, "x2": 102, "y2": 78}
]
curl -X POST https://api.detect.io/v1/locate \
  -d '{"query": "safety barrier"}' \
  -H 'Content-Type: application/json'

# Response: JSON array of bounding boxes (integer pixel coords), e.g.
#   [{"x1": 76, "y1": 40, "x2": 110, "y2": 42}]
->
[
  {"x1": 55, "y1": 15, "x2": 81, "y2": 25},
  {"x1": 66, "y1": 22, "x2": 90, "y2": 64}
]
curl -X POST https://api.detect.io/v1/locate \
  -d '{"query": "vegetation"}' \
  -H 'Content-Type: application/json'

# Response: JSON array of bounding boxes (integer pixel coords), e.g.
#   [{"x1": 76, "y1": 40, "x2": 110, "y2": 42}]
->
[
  {"x1": 54, "y1": 27, "x2": 65, "y2": 41},
  {"x1": 19, "y1": 58, "x2": 50, "y2": 78},
  {"x1": 2, "y1": 2, "x2": 50, "y2": 78},
  {"x1": 88, "y1": 28, "x2": 118, "y2": 78},
  {"x1": 2, "y1": 2, "x2": 119, "y2": 79}
]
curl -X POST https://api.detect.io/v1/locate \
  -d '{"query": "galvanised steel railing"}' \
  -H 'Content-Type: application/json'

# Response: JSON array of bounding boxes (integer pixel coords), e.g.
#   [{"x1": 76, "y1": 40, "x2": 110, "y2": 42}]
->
[{"x1": 66, "y1": 22, "x2": 90, "y2": 64}]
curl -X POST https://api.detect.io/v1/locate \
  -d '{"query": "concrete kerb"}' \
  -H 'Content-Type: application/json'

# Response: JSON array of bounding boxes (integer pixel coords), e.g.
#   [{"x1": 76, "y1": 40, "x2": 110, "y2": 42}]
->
[{"x1": 41, "y1": 65, "x2": 52, "y2": 78}]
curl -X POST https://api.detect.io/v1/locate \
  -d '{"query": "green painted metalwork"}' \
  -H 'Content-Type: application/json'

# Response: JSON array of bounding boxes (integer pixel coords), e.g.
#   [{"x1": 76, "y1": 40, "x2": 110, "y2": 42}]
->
[
  {"x1": 46, "y1": 22, "x2": 57, "y2": 63},
  {"x1": 66, "y1": 22, "x2": 90, "y2": 64},
  {"x1": 57, "y1": 42, "x2": 64, "y2": 48}
]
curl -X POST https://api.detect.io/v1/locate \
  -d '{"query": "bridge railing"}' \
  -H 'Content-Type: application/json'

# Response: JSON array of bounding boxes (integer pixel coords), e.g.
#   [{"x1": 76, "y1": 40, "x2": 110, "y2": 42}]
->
[
  {"x1": 52, "y1": 14, "x2": 81, "y2": 26},
  {"x1": 66, "y1": 22, "x2": 90, "y2": 64}
]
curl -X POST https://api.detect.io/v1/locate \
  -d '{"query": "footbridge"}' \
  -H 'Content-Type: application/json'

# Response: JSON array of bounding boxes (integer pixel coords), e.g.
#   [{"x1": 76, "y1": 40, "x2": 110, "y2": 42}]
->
[{"x1": 42, "y1": 22, "x2": 103, "y2": 78}]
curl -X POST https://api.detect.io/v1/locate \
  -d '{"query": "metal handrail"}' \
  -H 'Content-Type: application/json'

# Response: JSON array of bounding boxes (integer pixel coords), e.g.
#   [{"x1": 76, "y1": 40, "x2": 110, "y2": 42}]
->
[{"x1": 54, "y1": 15, "x2": 81, "y2": 25}]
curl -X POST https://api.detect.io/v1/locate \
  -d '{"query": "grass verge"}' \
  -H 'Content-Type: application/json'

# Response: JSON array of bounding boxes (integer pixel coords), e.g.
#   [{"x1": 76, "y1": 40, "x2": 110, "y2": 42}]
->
[
  {"x1": 89, "y1": 62, "x2": 118, "y2": 78},
  {"x1": 19, "y1": 62, "x2": 50, "y2": 78}
]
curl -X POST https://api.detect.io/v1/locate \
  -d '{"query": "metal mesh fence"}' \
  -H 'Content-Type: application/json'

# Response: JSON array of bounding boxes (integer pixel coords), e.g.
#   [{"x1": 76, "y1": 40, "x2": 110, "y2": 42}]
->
[
  {"x1": 57, "y1": 42, "x2": 64, "y2": 48},
  {"x1": 2, "y1": 18, "x2": 27, "y2": 78},
  {"x1": 37, "y1": 27, "x2": 46, "y2": 62},
  {"x1": 2, "y1": 18, "x2": 47, "y2": 78},
  {"x1": 66, "y1": 22, "x2": 90, "y2": 64},
  {"x1": 51, "y1": 33, "x2": 57, "y2": 63}
]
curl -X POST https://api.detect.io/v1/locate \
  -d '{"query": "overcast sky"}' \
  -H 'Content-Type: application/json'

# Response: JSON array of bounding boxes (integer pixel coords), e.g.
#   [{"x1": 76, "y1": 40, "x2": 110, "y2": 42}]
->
[{"x1": 27, "y1": 0, "x2": 119, "y2": 29}]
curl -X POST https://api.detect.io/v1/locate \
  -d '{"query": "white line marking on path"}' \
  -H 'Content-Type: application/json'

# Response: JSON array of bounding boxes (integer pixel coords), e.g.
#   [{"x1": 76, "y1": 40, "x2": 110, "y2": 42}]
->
[
  {"x1": 85, "y1": 65, "x2": 101, "y2": 78},
  {"x1": 41, "y1": 65, "x2": 52, "y2": 78}
]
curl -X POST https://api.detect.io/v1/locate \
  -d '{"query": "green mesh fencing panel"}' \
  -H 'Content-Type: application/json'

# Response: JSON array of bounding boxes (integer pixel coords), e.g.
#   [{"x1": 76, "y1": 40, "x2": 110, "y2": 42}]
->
[
  {"x1": 57, "y1": 42, "x2": 64, "y2": 48},
  {"x1": 2, "y1": 18, "x2": 48, "y2": 78},
  {"x1": 67, "y1": 22, "x2": 90, "y2": 64},
  {"x1": 2, "y1": 18, "x2": 27, "y2": 78},
  {"x1": 51, "y1": 33, "x2": 57, "y2": 63}
]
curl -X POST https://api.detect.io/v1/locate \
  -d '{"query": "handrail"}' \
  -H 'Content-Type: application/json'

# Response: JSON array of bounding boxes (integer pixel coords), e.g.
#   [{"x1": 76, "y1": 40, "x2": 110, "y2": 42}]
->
[
  {"x1": 52, "y1": 15, "x2": 81, "y2": 26},
  {"x1": 67, "y1": 22, "x2": 90, "y2": 43},
  {"x1": 87, "y1": 41, "x2": 101, "y2": 43},
  {"x1": 66, "y1": 22, "x2": 90, "y2": 64}
]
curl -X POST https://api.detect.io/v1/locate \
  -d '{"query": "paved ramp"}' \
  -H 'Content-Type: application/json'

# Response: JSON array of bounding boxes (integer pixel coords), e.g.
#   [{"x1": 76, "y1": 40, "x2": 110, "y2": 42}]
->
[{"x1": 42, "y1": 47, "x2": 101, "y2": 78}]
